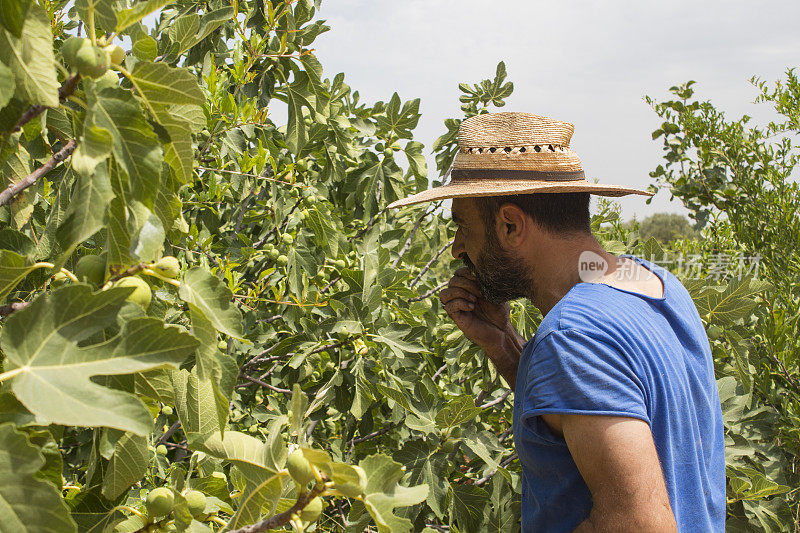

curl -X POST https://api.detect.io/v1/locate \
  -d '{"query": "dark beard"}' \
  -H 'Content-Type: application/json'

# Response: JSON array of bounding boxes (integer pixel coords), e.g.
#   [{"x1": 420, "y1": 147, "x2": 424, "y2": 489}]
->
[{"x1": 460, "y1": 233, "x2": 532, "y2": 304}]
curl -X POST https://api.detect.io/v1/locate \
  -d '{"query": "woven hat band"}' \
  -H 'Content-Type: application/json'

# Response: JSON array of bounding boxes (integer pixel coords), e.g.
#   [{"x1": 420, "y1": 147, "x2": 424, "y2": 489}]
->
[{"x1": 450, "y1": 169, "x2": 586, "y2": 182}]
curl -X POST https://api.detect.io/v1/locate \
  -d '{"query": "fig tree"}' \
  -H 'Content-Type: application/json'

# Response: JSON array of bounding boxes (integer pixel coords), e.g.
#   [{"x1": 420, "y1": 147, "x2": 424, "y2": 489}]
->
[
  {"x1": 300, "y1": 496, "x2": 323, "y2": 523},
  {"x1": 74, "y1": 45, "x2": 110, "y2": 79},
  {"x1": 146, "y1": 487, "x2": 175, "y2": 517},
  {"x1": 156, "y1": 444, "x2": 168, "y2": 456},
  {"x1": 153, "y1": 256, "x2": 180, "y2": 278},
  {"x1": 61, "y1": 37, "x2": 88, "y2": 65},
  {"x1": 115, "y1": 276, "x2": 152, "y2": 309},
  {"x1": 276, "y1": 255, "x2": 288, "y2": 267},
  {"x1": 335, "y1": 465, "x2": 367, "y2": 498},
  {"x1": 286, "y1": 449, "x2": 316, "y2": 486},
  {"x1": 104, "y1": 44, "x2": 125, "y2": 65},
  {"x1": 184, "y1": 490, "x2": 207, "y2": 518},
  {"x1": 75, "y1": 255, "x2": 105, "y2": 286}
]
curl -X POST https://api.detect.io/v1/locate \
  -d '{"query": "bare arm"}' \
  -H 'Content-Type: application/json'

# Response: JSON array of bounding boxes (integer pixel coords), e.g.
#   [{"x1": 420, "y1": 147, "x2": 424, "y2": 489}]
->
[
  {"x1": 541, "y1": 414, "x2": 677, "y2": 532},
  {"x1": 440, "y1": 267, "x2": 523, "y2": 390}
]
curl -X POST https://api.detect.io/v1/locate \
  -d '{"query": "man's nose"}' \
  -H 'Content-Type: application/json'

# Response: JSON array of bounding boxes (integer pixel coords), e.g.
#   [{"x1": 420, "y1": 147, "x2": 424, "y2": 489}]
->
[{"x1": 451, "y1": 228, "x2": 465, "y2": 260}]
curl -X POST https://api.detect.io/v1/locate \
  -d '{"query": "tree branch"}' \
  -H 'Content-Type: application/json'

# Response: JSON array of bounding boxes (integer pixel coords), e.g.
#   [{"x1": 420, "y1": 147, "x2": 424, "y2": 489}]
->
[
  {"x1": 0, "y1": 301, "x2": 31, "y2": 317},
  {"x1": 410, "y1": 281, "x2": 447, "y2": 302},
  {"x1": 228, "y1": 484, "x2": 325, "y2": 533},
  {"x1": 410, "y1": 238, "x2": 454, "y2": 288},
  {"x1": 0, "y1": 139, "x2": 77, "y2": 207},
  {"x1": 11, "y1": 74, "x2": 81, "y2": 134}
]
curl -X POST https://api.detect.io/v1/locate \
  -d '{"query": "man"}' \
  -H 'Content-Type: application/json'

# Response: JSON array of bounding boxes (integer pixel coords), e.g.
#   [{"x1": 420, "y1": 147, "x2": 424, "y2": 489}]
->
[{"x1": 388, "y1": 112, "x2": 725, "y2": 532}]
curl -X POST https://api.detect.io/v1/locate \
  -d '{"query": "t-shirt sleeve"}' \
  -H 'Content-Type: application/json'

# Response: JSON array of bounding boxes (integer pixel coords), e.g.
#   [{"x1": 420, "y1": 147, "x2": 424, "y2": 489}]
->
[{"x1": 519, "y1": 328, "x2": 651, "y2": 432}]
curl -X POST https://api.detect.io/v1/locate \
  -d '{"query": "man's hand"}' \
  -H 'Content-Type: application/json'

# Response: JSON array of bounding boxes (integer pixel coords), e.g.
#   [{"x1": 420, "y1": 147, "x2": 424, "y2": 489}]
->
[
  {"x1": 440, "y1": 267, "x2": 510, "y2": 346},
  {"x1": 439, "y1": 267, "x2": 523, "y2": 389}
]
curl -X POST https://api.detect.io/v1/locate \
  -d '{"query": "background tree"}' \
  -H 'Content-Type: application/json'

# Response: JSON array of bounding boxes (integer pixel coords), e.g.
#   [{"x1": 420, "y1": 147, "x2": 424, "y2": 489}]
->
[{"x1": 634, "y1": 212, "x2": 697, "y2": 244}]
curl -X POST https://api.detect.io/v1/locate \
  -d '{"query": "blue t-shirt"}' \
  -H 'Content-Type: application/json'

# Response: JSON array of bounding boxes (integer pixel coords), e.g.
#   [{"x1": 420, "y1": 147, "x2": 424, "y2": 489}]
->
[{"x1": 512, "y1": 256, "x2": 725, "y2": 532}]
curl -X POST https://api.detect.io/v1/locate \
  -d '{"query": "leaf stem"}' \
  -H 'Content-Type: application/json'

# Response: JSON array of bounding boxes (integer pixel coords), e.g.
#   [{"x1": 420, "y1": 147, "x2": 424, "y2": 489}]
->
[
  {"x1": 0, "y1": 366, "x2": 25, "y2": 383},
  {"x1": 141, "y1": 268, "x2": 181, "y2": 287}
]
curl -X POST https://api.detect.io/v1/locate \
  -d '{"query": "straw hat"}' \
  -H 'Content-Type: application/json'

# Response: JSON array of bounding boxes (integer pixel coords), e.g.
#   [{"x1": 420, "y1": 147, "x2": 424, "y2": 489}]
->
[{"x1": 387, "y1": 112, "x2": 652, "y2": 208}]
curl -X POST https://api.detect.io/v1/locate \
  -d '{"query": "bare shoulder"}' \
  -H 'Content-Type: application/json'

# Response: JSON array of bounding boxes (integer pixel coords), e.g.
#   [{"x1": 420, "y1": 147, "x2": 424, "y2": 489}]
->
[{"x1": 596, "y1": 257, "x2": 664, "y2": 298}]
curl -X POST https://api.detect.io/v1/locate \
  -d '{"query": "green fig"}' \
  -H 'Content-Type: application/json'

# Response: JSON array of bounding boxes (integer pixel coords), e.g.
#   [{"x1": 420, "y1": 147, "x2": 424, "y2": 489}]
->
[
  {"x1": 61, "y1": 37, "x2": 89, "y2": 65},
  {"x1": 153, "y1": 256, "x2": 180, "y2": 278},
  {"x1": 75, "y1": 255, "x2": 105, "y2": 286},
  {"x1": 115, "y1": 276, "x2": 152, "y2": 309},
  {"x1": 218, "y1": 339, "x2": 228, "y2": 351},
  {"x1": 707, "y1": 325, "x2": 724, "y2": 340},
  {"x1": 300, "y1": 496, "x2": 323, "y2": 523},
  {"x1": 104, "y1": 44, "x2": 125, "y2": 65},
  {"x1": 384, "y1": 147, "x2": 394, "y2": 157},
  {"x1": 161, "y1": 405, "x2": 173, "y2": 416},
  {"x1": 94, "y1": 69, "x2": 119, "y2": 90},
  {"x1": 334, "y1": 465, "x2": 367, "y2": 498},
  {"x1": 51, "y1": 271, "x2": 70, "y2": 287},
  {"x1": 282, "y1": 233, "x2": 294, "y2": 245},
  {"x1": 268, "y1": 249, "x2": 280, "y2": 260},
  {"x1": 146, "y1": 487, "x2": 175, "y2": 517},
  {"x1": 333, "y1": 259, "x2": 346, "y2": 270},
  {"x1": 375, "y1": 143, "x2": 384, "y2": 152},
  {"x1": 74, "y1": 45, "x2": 110, "y2": 79},
  {"x1": 286, "y1": 449, "x2": 316, "y2": 486},
  {"x1": 156, "y1": 444, "x2": 168, "y2": 456},
  {"x1": 184, "y1": 490, "x2": 207, "y2": 518},
  {"x1": 276, "y1": 255, "x2": 288, "y2": 267}
]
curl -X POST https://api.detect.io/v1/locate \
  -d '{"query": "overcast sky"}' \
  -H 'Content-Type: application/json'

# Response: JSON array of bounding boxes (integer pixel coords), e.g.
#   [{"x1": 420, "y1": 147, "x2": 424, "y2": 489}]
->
[{"x1": 304, "y1": 0, "x2": 800, "y2": 220}]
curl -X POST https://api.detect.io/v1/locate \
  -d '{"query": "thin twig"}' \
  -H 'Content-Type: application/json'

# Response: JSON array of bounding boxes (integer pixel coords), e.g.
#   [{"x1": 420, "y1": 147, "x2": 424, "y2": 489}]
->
[
  {"x1": 432, "y1": 363, "x2": 447, "y2": 382},
  {"x1": 0, "y1": 139, "x2": 76, "y2": 207},
  {"x1": 479, "y1": 389, "x2": 512, "y2": 409},
  {"x1": 410, "y1": 239, "x2": 454, "y2": 288},
  {"x1": 349, "y1": 208, "x2": 387, "y2": 242},
  {"x1": 410, "y1": 281, "x2": 447, "y2": 302},
  {"x1": 237, "y1": 374, "x2": 291, "y2": 394},
  {"x1": 196, "y1": 166, "x2": 303, "y2": 188},
  {"x1": 11, "y1": 74, "x2": 80, "y2": 134},
  {"x1": 157, "y1": 421, "x2": 181, "y2": 445},
  {"x1": 391, "y1": 207, "x2": 430, "y2": 268}
]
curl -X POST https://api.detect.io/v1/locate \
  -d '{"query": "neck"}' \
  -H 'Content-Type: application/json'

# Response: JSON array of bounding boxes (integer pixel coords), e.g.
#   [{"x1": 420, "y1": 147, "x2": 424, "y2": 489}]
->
[{"x1": 524, "y1": 233, "x2": 613, "y2": 316}]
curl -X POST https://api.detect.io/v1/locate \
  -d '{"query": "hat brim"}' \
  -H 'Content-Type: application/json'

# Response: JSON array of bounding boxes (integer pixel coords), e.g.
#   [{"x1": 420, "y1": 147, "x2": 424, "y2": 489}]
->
[{"x1": 387, "y1": 179, "x2": 653, "y2": 209}]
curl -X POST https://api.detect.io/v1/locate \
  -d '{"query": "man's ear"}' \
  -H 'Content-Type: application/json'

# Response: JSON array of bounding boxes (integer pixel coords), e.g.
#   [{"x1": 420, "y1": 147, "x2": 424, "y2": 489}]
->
[{"x1": 496, "y1": 203, "x2": 528, "y2": 247}]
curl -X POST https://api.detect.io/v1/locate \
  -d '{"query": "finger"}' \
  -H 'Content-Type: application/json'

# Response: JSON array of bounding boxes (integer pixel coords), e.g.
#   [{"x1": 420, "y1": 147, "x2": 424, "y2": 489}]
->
[
  {"x1": 448, "y1": 275, "x2": 481, "y2": 296},
  {"x1": 454, "y1": 266, "x2": 477, "y2": 280},
  {"x1": 440, "y1": 287, "x2": 477, "y2": 304},
  {"x1": 442, "y1": 299, "x2": 475, "y2": 316}
]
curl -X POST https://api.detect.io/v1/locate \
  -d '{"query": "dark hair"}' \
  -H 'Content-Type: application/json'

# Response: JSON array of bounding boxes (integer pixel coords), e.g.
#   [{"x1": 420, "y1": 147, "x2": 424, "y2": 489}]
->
[{"x1": 475, "y1": 192, "x2": 592, "y2": 236}]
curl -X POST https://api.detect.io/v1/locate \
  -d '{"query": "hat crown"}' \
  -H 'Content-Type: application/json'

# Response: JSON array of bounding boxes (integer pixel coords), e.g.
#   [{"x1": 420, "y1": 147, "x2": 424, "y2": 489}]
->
[{"x1": 457, "y1": 112, "x2": 575, "y2": 149}]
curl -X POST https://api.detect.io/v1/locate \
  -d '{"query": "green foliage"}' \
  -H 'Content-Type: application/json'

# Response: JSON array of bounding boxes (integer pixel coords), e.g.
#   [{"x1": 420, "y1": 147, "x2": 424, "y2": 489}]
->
[
  {"x1": 0, "y1": 0, "x2": 793, "y2": 531},
  {"x1": 634, "y1": 212, "x2": 697, "y2": 244},
  {"x1": 648, "y1": 73, "x2": 800, "y2": 529}
]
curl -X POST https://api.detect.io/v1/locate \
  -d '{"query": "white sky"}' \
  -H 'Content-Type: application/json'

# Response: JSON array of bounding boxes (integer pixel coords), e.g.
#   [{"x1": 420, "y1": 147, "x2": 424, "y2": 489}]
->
[{"x1": 307, "y1": 0, "x2": 800, "y2": 221}]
